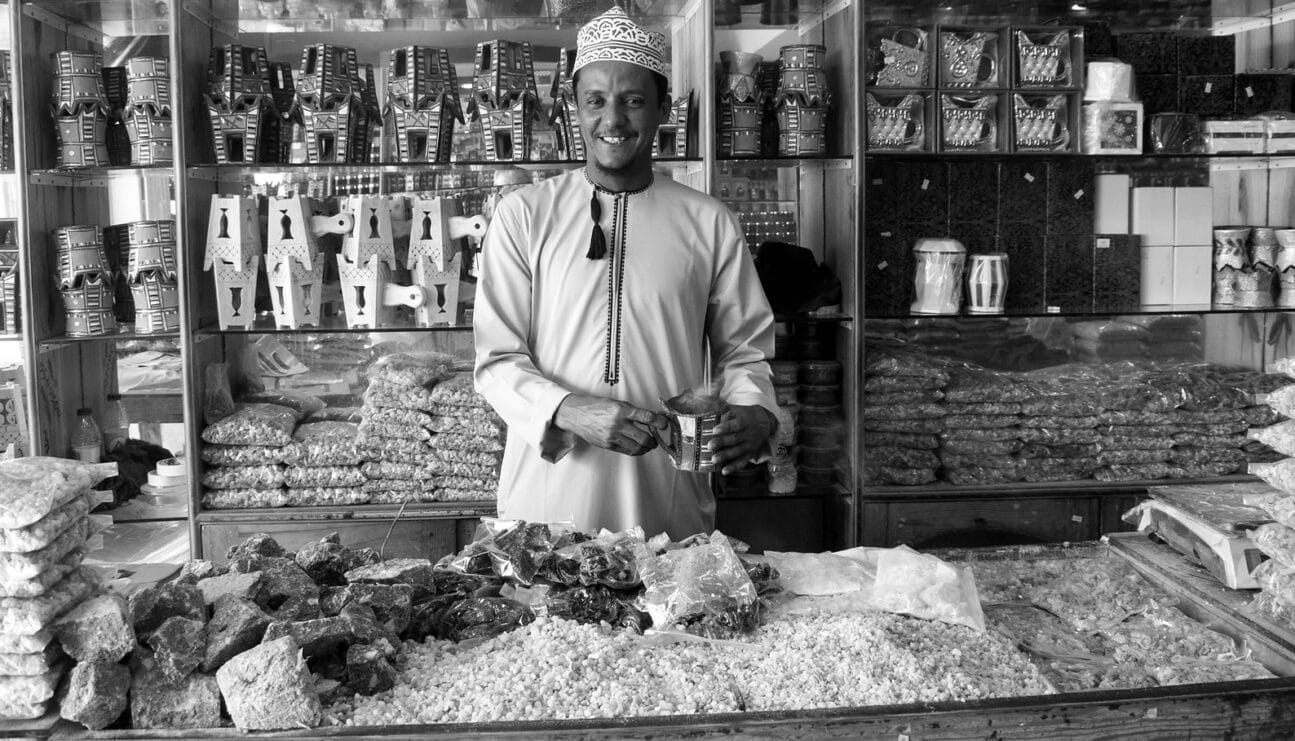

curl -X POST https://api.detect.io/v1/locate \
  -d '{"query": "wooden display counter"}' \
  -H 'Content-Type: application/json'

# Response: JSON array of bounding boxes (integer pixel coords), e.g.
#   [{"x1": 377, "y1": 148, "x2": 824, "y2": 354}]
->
[{"x1": 17, "y1": 536, "x2": 1295, "y2": 740}]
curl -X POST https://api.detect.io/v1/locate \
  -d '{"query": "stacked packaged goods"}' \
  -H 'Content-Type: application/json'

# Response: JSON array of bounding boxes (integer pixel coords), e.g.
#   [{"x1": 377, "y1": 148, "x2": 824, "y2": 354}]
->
[
  {"x1": 425, "y1": 374, "x2": 504, "y2": 501},
  {"x1": 1014, "y1": 374, "x2": 1103, "y2": 483},
  {"x1": 939, "y1": 369, "x2": 1031, "y2": 485},
  {"x1": 1071, "y1": 319, "x2": 1148, "y2": 363},
  {"x1": 861, "y1": 349, "x2": 947, "y2": 486},
  {"x1": 1117, "y1": 315, "x2": 1204, "y2": 361},
  {"x1": 359, "y1": 352, "x2": 457, "y2": 504},
  {"x1": 0, "y1": 457, "x2": 115, "y2": 719},
  {"x1": 281, "y1": 421, "x2": 369, "y2": 506},
  {"x1": 199, "y1": 403, "x2": 298, "y2": 508}
]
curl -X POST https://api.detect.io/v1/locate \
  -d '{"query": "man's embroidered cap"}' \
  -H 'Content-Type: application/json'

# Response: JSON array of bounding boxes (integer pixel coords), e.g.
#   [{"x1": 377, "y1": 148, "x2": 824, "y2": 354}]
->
[{"x1": 574, "y1": 7, "x2": 667, "y2": 77}]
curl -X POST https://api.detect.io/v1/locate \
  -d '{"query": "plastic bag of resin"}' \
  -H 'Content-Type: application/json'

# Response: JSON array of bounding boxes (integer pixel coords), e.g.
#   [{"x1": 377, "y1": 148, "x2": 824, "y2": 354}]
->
[{"x1": 0, "y1": 459, "x2": 116, "y2": 529}]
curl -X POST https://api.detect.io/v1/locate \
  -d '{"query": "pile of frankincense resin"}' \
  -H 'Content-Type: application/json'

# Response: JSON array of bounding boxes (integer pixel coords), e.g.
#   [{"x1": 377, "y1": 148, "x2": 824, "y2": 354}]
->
[{"x1": 325, "y1": 525, "x2": 1271, "y2": 726}]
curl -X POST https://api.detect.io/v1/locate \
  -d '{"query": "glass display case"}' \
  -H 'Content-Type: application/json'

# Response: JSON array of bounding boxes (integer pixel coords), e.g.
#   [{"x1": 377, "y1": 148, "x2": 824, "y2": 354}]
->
[
  {"x1": 9, "y1": 0, "x2": 188, "y2": 562},
  {"x1": 859, "y1": 0, "x2": 1295, "y2": 547},
  {"x1": 113, "y1": 0, "x2": 864, "y2": 558}
]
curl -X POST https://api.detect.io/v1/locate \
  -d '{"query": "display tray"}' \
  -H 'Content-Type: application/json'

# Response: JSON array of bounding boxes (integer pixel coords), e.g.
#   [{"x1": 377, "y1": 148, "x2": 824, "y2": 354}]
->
[
  {"x1": 15, "y1": 538, "x2": 1295, "y2": 740},
  {"x1": 1108, "y1": 531, "x2": 1295, "y2": 677}
]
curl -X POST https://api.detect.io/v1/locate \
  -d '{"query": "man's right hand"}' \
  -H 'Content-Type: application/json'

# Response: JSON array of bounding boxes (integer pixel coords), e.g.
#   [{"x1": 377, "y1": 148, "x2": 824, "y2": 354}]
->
[{"x1": 554, "y1": 393, "x2": 665, "y2": 456}]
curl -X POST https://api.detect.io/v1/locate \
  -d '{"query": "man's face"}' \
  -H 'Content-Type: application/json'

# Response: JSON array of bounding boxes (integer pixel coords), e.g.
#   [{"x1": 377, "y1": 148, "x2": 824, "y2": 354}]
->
[{"x1": 575, "y1": 61, "x2": 670, "y2": 180}]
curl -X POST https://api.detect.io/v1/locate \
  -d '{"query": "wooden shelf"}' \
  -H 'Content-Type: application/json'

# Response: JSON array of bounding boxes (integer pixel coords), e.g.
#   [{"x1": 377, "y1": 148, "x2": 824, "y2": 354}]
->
[
  {"x1": 197, "y1": 501, "x2": 497, "y2": 523},
  {"x1": 864, "y1": 475, "x2": 1258, "y2": 500}
]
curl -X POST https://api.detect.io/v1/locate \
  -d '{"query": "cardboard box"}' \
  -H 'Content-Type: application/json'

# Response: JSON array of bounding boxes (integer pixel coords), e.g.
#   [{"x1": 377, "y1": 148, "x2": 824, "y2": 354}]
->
[
  {"x1": 996, "y1": 232, "x2": 1047, "y2": 312},
  {"x1": 1046, "y1": 160, "x2": 1095, "y2": 234},
  {"x1": 999, "y1": 161, "x2": 1049, "y2": 231},
  {"x1": 1131, "y1": 186, "x2": 1175, "y2": 246},
  {"x1": 1093, "y1": 234, "x2": 1142, "y2": 312},
  {"x1": 1094, "y1": 173, "x2": 1130, "y2": 233},
  {"x1": 1176, "y1": 35, "x2": 1236, "y2": 76},
  {"x1": 1044, "y1": 234, "x2": 1095, "y2": 312},
  {"x1": 1174, "y1": 187, "x2": 1213, "y2": 246},
  {"x1": 1173, "y1": 244, "x2": 1213, "y2": 305},
  {"x1": 1205, "y1": 120, "x2": 1266, "y2": 154},
  {"x1": 1266, "y1": 119, "x2": 1295, "y2": 155},
  {"x1": 1235, "y1": 73, "x2": 1294, "y2": 118},
  {"x1": 1135, "y1": 73, "x2": 1180, "y2": 116},
  {"x1": 1179, "y1": 75, "x2": 1235, "y2": 118},
  {"x1": 1082, "y1": 101, "x2": 1143, "y2": 154},
  {"x1": 1140, "y1": 243, "x2": 1174, "y2": 305},
  {"x1": 1117, "y1": 31, "x2": 1177, "y2": 75},
  {"x1": 948, "y1": 160, "x2": 999, "y2": 233}
]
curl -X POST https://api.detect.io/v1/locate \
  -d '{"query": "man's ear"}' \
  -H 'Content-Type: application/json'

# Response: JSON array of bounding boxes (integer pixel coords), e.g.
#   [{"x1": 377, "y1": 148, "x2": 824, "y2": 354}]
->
[{"x1": 659, "y1": 94, "x2": 672, "y2": 120}]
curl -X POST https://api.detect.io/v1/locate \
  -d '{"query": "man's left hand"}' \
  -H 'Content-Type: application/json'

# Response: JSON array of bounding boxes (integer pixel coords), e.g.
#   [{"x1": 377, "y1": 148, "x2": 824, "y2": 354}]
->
[{"x1": 708, "y1": 405, "x2": 775, "y2": 476}]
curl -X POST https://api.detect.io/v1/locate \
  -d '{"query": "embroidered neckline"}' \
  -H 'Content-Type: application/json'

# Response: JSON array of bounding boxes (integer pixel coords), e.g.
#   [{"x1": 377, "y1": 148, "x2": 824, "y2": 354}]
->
[
  {"x1": 602, "y1": 194, "x2": 629, "y2": 385},
  {"x1": 584, "y1": 169, "x2": 654, "y2": 196}
]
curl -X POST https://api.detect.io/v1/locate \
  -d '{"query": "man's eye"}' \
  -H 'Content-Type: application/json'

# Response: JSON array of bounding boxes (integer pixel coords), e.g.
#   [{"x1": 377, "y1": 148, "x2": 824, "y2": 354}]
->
[
  {"x1": 626, "y1": 98, "x2": 644, "y2": 107},
  {"x1": 585, "y1": 97, "x2": 603, "y2": 107}
]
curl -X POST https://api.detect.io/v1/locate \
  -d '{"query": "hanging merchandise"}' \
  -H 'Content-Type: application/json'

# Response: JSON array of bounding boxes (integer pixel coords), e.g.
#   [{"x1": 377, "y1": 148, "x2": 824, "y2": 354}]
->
[
  {"x1": 1212, "y1": 226, "x2": 1250, "y2": 306},
  {"x1": 469, "y1": 40, "x2": 541, "y2": 162},
  {"x1": 51, "y1": 51, "x2": 111, "y2": 169},
  {"x1": 385, "y1": 46, "x2": 463, "y2": 164},
  {"x1": 774, "y1": 44, "x2": 829, "y2": 156}
]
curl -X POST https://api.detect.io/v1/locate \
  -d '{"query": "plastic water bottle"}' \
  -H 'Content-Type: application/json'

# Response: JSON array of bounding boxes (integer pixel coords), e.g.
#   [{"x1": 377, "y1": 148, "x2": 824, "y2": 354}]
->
[
  {"x1": 70, "y1": 408, "x2": 102, "y2": 463},
  {"x1": 103, "y1": 394, "x2": 128, "y2": 453}
]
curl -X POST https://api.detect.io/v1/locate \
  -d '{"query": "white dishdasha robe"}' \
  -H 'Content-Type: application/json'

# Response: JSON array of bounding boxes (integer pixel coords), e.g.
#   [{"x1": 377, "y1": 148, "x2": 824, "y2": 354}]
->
[{"x1": 473, "y1": 168, "x2": 778, "y2": 540}]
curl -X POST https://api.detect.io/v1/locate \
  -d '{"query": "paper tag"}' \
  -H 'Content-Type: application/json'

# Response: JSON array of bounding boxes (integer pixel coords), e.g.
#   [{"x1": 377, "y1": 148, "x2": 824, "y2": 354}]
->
[
  {"x1": 877, "y1": 260, "x2": 889, "y2": 270},
  {"x1": 872, "y1": 178, "x2": 883, "y2": 185},
  {"x1": 1073, "y1": 189, "x2": 1086, "y2": 200},
  {"x1": 1024, "y1": 172, "x2": 1036, "y2": 183},
  {"x1": 1256, "y1": 393, "x2": 1271, "y2": 405},
  {"x1": 1205, "y1": 81, "x2": 1213, "y2": 93},
  {"x1": 1145, "y1": 708, "x2": 1158, "y2": 719},
  {"x1": 881, "y1": 230, "x2": 894, "y2": 238},
  {"x1": 1096, "y1": 238, "x2": 1111, "y2": 249},
  {"x1": 1071, "y1": 515, "x2": 1084, "y2": 523},
  {"x1": 1047, "y1": 306, "x2": 1061, "y2": 313},
  {"x1": 921, "y1": 179, "x2": 930, "y2": 190},
  {"x1": 1247, "y1": 86, "x2": 1256, "y2": 98}
]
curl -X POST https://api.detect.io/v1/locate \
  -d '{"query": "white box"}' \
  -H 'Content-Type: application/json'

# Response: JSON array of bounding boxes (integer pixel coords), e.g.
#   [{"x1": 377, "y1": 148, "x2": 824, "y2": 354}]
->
[
  {"x1": 1173, "y1": 244, "x2": 1213, "y2": 305},
  {"x1": 1094, "y1": 174, "x2": 1131, "y2": 234},
  {"x1": 1131, "y1": 186, "x2": 1175, "y2": 246},
  {"x1": 1082, "y1": 101, "x2": 1143, "y2": 154},
  {"x1": 1205, "y1": 120, "x2": 1266, "y2": 154},
  {"x1": 1266, "y1": 120, "x2": 1295, "y2": 154},
  {"x1": 1174, "y1": 187, "x2": 1214, "y2": 246},
  {"x1": 1141, "y1": 244, "x2": 1174, "y2": 305},
  {"x1": 1131, "y1": 499, "x2": 1263, "y2": 589}
]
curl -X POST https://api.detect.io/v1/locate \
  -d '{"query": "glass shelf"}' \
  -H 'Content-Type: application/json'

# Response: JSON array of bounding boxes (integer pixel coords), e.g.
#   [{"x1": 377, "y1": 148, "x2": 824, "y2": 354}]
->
[
  {"x1": 776, "y1": 312, "x2": 853, "y2": 323},
  {"x1": 195, "y1": 500, "x2": 497, "y2": 521},
  {"x1": 39, "y1": 329, "x2": 182, "y2": 348},
  {"x1": 861, "y1": 0, "x2": 1211, "y2": 30},
  {"x1": 188, "y1": 158, "x2": 695, "y2": 179},
  {"x1": 23, "y1": 0, "x2": 170, "y2": 38},
  {"x1": 29, "y1": 166, "x2": 175, "y2": 187},
  {"x1": 863, "y1": 305, "x2": 1295, "y2": 321},
  {"x1": 862, "y1": 474, "x2": 1254, "y2": 500},
  {"x1": 195, "y1": 316, "x2": 473, "y2": 335},
  {"x1": 719, "y1": 156, "x2": 854, "y2": 168}
]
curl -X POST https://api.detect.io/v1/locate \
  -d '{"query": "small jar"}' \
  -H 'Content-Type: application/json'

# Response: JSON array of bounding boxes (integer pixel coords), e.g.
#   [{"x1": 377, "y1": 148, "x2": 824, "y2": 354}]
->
[
  {"x1": 769, "y1": 360, "x2": 799, "y2": 385},
  {"x1": 798, "y1": 384, "x2": 840, "y2": 406},
  {"x1": 798, "y1": 445, "x2": 840, "y2": 468},
  {"x1": 799, "y1": 360, "x2": 842, "y2": 385},
  {"x1": 774, "y1": 384, "x2": 798, "y2": 406},
  {"x1": 797, "y1": 465, "x2": 836, "y2": 487}
]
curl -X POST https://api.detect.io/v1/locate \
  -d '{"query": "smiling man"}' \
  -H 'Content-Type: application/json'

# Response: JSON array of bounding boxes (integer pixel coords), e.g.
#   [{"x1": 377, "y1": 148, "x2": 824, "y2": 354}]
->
[{"x1": 472, "y1": 7, "x2": 779, "y2": 539}]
